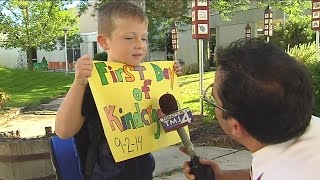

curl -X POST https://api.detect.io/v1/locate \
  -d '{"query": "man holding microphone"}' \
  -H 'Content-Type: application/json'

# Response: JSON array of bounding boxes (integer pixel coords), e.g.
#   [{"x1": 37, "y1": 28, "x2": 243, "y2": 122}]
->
[{"x1": 182, "y1": 38, "x2": 320, "y2": 180}]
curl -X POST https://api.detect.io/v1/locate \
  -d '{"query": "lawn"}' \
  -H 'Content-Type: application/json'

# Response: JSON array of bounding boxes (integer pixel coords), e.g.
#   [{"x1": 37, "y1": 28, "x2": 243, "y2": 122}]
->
[
  {"x1": 0, "y1": 68, "x2": 74, "y2": 108},
  {"x1": 178, "y1": 71, "x2": 215, "y2": 115},
  {"x1": 0, "y1": 67, "x2": 215, "y2": 116}
]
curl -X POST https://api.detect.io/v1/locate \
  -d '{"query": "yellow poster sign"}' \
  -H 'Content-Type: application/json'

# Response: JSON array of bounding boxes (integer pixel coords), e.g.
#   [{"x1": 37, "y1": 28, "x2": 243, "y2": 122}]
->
[{"x1": 88, "y1": 61, "x2": 186, "y2": 162}]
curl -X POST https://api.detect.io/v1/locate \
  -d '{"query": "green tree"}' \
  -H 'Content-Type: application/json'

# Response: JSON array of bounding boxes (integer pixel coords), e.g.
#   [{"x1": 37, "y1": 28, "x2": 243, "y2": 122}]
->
[
  {"x1": 146, "y1": 0, "x2": 190, "y2": 51},
  {"x1": 210, "y1": 0, "x2": 313, "y2": 50},
  {"x1": 210, "y1": 0, "x2": 250, "y2": 21},
  {"x1": 57, "y1": 33, "x2": 83, "y2": 50},
  {"x1": 269, "y1": 1, "x2": 313, "y2": 49},
  {"x1": 212, "y1": 0, "x2": 311, "y2": 20},
  {"x1": 272, "y1": 15, "x2": 315, "y2": 49},
  {"x1": 147, "y1": 0, "x2": 313, "y2": 51},
  {"x1": 0, "y1": 0, "x2": 79, "y2": 69}
]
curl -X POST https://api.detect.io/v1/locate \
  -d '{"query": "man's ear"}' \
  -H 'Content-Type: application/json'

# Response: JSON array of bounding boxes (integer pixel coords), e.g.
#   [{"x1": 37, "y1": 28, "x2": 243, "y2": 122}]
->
[
  {"x1": 97, "y1": 34, "x2": 109, "y2": 50},
  {"x1": 229, "y1": 118, "x2": 247, "y2": 138}
]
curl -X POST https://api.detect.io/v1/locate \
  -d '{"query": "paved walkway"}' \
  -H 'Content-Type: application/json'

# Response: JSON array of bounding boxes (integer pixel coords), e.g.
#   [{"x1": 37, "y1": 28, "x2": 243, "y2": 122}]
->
[
  {"x1": 0, "y1": 98, "x2": 64, "y2": 138},
  {"x1": 0, "y1": 98, "x2": 252, "y2": 179},
  {"x1": 153, "y1": 145, "x2": 251, "y2": 179}
]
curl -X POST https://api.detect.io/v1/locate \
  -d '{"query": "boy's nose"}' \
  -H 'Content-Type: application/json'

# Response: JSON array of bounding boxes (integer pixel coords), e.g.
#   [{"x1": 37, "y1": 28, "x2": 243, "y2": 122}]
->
[{"x1": 134, "y1": 39, "x2": 144, "y2": 49}]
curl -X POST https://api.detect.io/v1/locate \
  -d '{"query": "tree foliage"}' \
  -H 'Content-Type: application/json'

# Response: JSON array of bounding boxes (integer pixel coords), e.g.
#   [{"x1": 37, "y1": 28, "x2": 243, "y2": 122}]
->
[
  {"x1": 272, "y1": 15, "x2": 315, "y2": 49},
  {"x1": 57, "y1": 33, "x2": 83, "y2": 50},
  {"x1": 212, "y1": 0, "x2": 311, "y2": 18},
  {"x1": 0, "y1": 0, "x2": 79, "y2": 69},
  {"x1": 146, "y1": 0, "x2": 190, "y2": 51},
  {"x1": 264, "y1": 1, "x2": 313, "y2": 49},
  {"x1": 210, "y1": 0, "x2": 250, "y2": 21}
]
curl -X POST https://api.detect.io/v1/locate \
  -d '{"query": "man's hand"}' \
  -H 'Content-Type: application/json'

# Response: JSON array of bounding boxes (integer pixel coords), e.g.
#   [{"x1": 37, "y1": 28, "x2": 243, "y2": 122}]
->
[
  {"x1": 174, "y1": 60, "x2": 183, "y2": 76},
  {"x1": 180, "y1": 147, "x2": 222, "y2": 180},
  {"x1": 74, "y1": 54, "x2": 93, "y2": 86}
]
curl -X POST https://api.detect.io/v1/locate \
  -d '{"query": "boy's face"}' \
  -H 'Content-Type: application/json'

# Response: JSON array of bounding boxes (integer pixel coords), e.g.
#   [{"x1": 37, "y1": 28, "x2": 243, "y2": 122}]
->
[{"x1": 98, "y1": 18, "x2": 148, "y2": 66}]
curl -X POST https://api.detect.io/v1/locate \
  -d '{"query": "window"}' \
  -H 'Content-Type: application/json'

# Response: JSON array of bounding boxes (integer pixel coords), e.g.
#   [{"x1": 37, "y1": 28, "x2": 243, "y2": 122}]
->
[{"x1": 93, "y1": 42, "x2": 98, "y2": 56}]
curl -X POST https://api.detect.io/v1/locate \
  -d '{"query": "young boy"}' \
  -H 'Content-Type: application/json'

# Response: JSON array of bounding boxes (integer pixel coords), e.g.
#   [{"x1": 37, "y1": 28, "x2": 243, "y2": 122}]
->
[{"x1": 55, "y1": 1, "x2": 182, "y2": 180}]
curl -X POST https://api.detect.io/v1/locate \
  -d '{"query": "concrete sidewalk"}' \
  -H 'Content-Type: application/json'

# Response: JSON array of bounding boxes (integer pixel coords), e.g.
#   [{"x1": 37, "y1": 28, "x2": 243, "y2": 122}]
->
[
  {"x1": 4, "y1": 97, "x2": 252, "y2": 179},
  {"x1": 153, "y1": 145, "x2": 251, "y2": 179}
]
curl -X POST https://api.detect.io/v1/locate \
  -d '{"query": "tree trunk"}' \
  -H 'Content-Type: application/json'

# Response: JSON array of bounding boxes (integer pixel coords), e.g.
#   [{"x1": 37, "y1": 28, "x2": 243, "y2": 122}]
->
[
  {"x1": 203, "y1": 39, "x2": 210, "y2": 72},
  {"x1": 27, "y1": 49, "x2": 33, "y2": 70}
]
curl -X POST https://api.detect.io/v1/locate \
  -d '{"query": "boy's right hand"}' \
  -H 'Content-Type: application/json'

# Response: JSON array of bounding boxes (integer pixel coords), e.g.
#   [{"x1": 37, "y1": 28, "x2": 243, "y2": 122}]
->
[{"x1": 74, "y1": 54, "x2": 93, "y2": 86}]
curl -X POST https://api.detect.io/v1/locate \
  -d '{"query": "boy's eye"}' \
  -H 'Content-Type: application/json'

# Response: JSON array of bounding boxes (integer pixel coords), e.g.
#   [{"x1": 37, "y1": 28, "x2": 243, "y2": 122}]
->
[
  {"x1": 124, "y1": 37, "x2": 134, "y2": 40},
  {"x1": 141, "y1": 38, "x2": 148, "y2": 41}
]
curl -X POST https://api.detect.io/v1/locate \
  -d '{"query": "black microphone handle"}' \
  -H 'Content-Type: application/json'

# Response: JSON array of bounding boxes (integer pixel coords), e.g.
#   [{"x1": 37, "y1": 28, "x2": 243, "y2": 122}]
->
[
  {"x1": 189, "y1": 155, "x2": 215, "y2": 180},
  {"x1": 176, "y1": 128, "x2": 215, "y2": 180}
]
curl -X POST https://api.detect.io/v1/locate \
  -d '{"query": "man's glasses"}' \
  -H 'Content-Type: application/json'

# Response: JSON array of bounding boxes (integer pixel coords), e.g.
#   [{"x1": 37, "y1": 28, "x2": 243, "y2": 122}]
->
[{"x1": 201, "y1": 83, "x2": 228, "y2": 113}]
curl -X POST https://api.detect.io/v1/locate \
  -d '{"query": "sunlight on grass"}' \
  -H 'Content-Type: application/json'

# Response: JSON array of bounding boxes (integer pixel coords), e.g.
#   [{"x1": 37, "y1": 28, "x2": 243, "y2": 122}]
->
[
  {"x1": 30, "y1": 88, "x2": 49, "y2": 92},
  {"x1": 0, "y1": 68, "x2": 74, "y2": 108},
  {"x1": 178, "y1": 71, "x2": 215, "y2": 115}
]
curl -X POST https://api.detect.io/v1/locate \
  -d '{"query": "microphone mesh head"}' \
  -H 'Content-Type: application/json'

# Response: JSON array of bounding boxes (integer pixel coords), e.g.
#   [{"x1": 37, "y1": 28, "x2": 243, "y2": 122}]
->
[{"x1": 159, "y1": 93, "x2": 178, "y2": 114}]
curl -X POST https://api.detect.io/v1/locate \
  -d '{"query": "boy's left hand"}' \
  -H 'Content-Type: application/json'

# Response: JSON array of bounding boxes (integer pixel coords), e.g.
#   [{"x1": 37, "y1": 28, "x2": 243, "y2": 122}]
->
[{"x1": 174, "y1": 61, "x2": 183, "y2": 76}]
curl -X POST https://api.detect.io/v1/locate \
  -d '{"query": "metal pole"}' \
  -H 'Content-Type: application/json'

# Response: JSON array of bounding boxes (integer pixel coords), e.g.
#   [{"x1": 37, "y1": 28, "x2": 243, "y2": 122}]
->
[
  {"x1": 64, "y1": 30, "x2": 68, "y2": 74},
  {"x1": 199, "y1": 39, "x2": 204, "y2": 115},
  {"x1": 72, "y1": 46, "x2": 75, "y2": 62},
  {"x1": 174, "y1": 50, "x2": 177, "y2": 61},
  {"x1": 316, "y1": 31, "x2": 319, "y2": 61},
  {"x1": 283, "y1": 12, "x2": 286, "y2": 28}
]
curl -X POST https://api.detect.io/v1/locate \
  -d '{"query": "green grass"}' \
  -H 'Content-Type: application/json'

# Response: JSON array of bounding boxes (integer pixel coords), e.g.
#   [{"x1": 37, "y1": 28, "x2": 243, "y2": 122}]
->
[
  {"x1": 178, "y1": 71, "x2": 215, "y2": 116},
  {"x1": 0, "y1": 67, "x2": 74, "y2": 108},
  {"x1": 0, "y1": 67, "x2": 215, "y2": 121}
]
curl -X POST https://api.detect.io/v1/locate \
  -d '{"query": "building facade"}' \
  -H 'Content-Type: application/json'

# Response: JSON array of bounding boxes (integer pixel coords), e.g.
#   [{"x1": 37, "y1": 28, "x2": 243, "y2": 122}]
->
[{"x1": 0, "y1": 3, "x2": 286, "y2": 69}]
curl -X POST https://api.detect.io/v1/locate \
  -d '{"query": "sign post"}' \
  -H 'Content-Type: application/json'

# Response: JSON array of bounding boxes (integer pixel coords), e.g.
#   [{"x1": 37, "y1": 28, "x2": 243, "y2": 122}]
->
[
  {"x1": 192, "y1": 0, "x2": 210, "y2": 115},
  {"x1": 264, "y1": 5, "x2": 273, "y2": 42},
  {"x1": 312, "y1": 0, "x2": 320, "y2": 61},
  {"x1": 171, "y1": 24, "x2": 179, "y2": 61},
  {"x1": 62, "y1": 28, "x2": 70, "y2": 74},
  {"x1": 245, "y1": 24, "x2": 251, "y2": 39}
]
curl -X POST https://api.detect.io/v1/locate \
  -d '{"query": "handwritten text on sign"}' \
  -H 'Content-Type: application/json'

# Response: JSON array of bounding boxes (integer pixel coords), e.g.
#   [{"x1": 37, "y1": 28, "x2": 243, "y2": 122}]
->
[{"x1": 88, "y1": 61, "x2": 187, "y2": 162}]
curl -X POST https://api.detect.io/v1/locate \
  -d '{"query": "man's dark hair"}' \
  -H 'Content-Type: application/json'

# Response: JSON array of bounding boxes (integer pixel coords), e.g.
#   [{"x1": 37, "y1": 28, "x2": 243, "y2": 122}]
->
[{"x1": 216, "y1": 38, "x2": 313, "y2": 144}]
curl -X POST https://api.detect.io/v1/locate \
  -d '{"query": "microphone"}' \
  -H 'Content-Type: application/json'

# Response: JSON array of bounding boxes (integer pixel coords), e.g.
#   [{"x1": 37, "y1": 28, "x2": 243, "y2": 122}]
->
[{"x1": 159, "y1": 93, "x2": 215, "y2": 180}]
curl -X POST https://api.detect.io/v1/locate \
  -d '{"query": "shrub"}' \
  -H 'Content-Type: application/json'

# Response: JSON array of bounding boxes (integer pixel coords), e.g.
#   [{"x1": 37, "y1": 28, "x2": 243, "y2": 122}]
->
[
  {"x1": 287, "y1": 43, "x2": 320, "y2": 116},
  {"x1": 0, "y1": 89, "x2": 10, "y2": 114},
  {"x1": 270, "y1": 15, "x2": 315, "y2": 50},
  {"x1": 203, "y1": 101, "x2": 216, "y2": 123},
  {"x1": 182, "y1": 63, "x2": 199, "y2": 75},
  {"x1": 287, "y1": 43, "x2": 317, "y2": 64},
  {"x1": 93, "y1": 52, "x2": 108, "y2": 61},
  {"x1": 306, "y1": 62, "x2": 320, "y2": 117}
]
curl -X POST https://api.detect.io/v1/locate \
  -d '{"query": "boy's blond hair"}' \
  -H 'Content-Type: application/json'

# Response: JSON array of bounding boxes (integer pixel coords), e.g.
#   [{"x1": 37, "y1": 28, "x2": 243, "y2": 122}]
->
[{"x1": 98, "y1": 1, "x2": 148, "y2": 37}]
